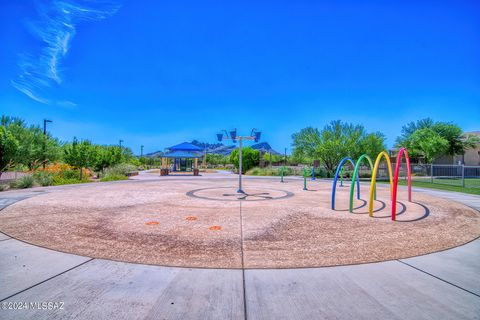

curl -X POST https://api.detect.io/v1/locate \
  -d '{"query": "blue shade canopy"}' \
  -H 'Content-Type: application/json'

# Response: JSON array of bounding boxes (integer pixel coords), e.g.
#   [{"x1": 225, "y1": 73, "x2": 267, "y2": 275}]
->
[
  {"x1": 167, "y1": 142, "x2": 203, "y2": 151},
  {"x1": 163, "y1": 150, "x2": 203, "y2": 158}
]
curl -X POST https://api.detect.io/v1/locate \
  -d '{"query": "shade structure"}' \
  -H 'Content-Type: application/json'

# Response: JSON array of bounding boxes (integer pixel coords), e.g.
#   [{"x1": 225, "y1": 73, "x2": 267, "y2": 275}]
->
[
  {"x1": 162, "y1": 150, "x2": 203, "y2": 158},
  {"x1": 167, "y1": 142, "x2": 203, "y2": 152}
]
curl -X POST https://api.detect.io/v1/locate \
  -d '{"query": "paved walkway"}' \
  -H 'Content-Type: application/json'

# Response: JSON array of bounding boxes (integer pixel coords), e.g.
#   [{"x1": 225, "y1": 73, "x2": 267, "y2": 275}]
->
[{"x1": 0, "y1": 180, "x2": 479, "y2": 319}]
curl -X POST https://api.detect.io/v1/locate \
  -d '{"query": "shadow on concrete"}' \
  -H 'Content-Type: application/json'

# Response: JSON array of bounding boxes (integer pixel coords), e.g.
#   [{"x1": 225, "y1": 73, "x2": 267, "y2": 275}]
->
[
  {"x1": 396, "y1": 201, "x2": 430, "y2": 222},
  {"x1": 335, "y1": 199, "x2": 367, "y2": 211}
]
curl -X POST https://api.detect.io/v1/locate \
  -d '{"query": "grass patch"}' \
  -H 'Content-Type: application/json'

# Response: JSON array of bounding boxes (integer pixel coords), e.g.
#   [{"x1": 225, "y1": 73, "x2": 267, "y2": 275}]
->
[
  {"x1": 100, "y1": 174, "x2": 128, "y2": 182},
  {"x1": 52, "y1": 176, "x2": 90, "y2": 186},
  {"x1": 379, "y1": 179, "x2": 480, "y2": 195}
]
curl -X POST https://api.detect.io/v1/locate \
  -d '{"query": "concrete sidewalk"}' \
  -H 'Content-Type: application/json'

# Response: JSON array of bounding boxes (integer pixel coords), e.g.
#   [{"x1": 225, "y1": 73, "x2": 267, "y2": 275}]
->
[{"x1": 0, "y1": 186, "x2": 479, "y2": 320}]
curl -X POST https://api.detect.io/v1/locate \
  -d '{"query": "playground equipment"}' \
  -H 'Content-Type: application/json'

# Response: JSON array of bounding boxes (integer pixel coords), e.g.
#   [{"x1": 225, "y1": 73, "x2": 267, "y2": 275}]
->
[
  {"x1": 331, "y1": 157, "x2": 360, "y2": 210},
  {"x1": 216, "y1": 128, "x2": 261, "y2": 193},
  {"x1": 332, "y1": 148, "x2": 412, "y2": 221},
  {"x1": 368, "y1": 151, "x2": 394, "y2": 217},
  {"x1": 303, "y1": 167, "x2": 308, "y2": 190},
  {"x1": 349, "y1": 154, "x2": 376, "y2": 213},
  {"x1": 391, "y1": 147, "x2": 412, "y2": 220}
]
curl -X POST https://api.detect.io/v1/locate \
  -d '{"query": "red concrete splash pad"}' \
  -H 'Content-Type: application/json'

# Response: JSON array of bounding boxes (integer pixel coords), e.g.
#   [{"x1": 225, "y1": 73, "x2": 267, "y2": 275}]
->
[{"x1": 0, "y1": 176, "x2": 479, "y2": 269}]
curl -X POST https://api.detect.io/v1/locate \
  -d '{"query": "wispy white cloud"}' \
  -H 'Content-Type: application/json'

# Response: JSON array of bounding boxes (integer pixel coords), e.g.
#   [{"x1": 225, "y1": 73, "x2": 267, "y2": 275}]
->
[{"x1": 13, "y1": 0, "x2": 120, "y2": 105}]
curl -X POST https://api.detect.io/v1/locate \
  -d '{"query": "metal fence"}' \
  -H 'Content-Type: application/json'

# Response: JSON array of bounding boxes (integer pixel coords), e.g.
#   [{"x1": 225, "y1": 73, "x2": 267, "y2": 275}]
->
[{"x1": 355, "y1": 163, "x2": 480, "y2": 188}]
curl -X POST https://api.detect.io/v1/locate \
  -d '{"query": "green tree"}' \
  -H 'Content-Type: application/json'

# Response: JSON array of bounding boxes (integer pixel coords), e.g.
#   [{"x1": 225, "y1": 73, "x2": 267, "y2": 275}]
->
[
  {"x1": 396, "y1": 118, "x2": 478, "y2": 159},
  {"x1": 64, "y1": 137, "x2": 96, "y2": 179},
  {"x1": 0, "y1": 126, "x2": 19, "y2": 177},
  {"x1": 1, "y1": 116, "x2": 61, "y2": 169},
  {"x1": 357, "y1": 132, "x2": 387, "y2": 161},
  {"x1": 92, "y1": 145, "x2": 123, "y2": 173},
  {"x1": 292, "y1": 120, "x2": 385, "y2": 175},
  {"x1": 409, "y1": 128, "x2": 449, "y2": 163},
  {"x1": 229, "y1": 147, "x2": 260, "y2": 173},
  {"x1": 206, "y1": 154, "x2": 230, "y2": 166}
]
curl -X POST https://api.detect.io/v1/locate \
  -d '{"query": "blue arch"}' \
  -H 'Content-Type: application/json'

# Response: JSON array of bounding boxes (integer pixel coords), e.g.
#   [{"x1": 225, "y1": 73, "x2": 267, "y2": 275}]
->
[{"x1": 331, "y1": 157, "x2": 360, "y2": 210}]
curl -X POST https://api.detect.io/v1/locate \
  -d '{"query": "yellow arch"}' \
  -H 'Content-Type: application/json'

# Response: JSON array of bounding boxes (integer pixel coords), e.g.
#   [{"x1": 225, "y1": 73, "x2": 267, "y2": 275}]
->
[{"x1": 368, "y1": 151, "x2": 394, "y2": 217}]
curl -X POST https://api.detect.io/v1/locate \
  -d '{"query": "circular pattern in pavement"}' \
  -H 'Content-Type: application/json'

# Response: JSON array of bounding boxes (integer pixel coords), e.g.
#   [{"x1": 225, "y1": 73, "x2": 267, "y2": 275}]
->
[
  {"x1": 0, "y1": 176, "x2": 479, "y2": 269},
  {"x1": 186, "y1": 186, "x2": 294, "y2": 201}
]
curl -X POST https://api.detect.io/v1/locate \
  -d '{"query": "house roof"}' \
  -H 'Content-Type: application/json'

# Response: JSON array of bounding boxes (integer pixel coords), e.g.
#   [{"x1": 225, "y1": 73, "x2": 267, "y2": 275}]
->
[
  {"x1": 163, "y1": 150, "x2": 203, "y2": 158},
  {"x1": 167, "y1": 142, "x2": 203, "y2": 151}
]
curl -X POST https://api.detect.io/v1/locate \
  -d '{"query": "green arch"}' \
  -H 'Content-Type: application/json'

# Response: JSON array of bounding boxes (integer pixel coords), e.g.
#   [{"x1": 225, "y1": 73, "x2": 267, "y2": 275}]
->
[{"x1": 349, "y1": 154, "x2": 376, "y2": 213}]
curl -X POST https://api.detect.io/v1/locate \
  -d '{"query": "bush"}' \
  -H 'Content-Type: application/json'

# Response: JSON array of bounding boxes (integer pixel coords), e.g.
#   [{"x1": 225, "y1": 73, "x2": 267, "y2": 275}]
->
[
  {"x1": 61, "y1": 169, "x2": 82, "y2": 180},
  {"x1": 0, "y1": 184, "x2": 8, "y2": 192},
  {"x1": 52, "y1": 176, "x2": 89, "y2": 186},
  {"x1": 246, "y1": 167, "x2": 296, "y2": 176},
  {"x1": 104, "y1": 163, "x2": 137, "y2": 177},
  {"x1": 11, "y1": 175, "x2": 34, "y2": 189},
  {"x1": 313, "y1": 167, "x2": 328, "y2": 178},
  {"x1": 230, "y1": 148, "x2": 259, "y2": 174},
  {"x1": 100, "y1": 173, "x2": 128, "y2": 182},
  {"x1": 33, "y1": 171, "x2": 54, "y2": 186}
]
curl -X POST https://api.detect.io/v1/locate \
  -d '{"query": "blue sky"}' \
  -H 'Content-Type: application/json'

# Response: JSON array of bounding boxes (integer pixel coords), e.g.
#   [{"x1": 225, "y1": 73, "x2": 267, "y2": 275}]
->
[{"x1": 1, "y1": 0, "x2": 479, "y2": 154}]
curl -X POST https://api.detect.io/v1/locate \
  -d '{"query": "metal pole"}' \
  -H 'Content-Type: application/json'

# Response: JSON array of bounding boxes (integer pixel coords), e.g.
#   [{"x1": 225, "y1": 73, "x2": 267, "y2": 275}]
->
[
  {"x1": 204, "y1": 145, "x2": 207, "y2": 169},
  {"x1": 43, "y1": 120, "x2": 47, "y2": 169},
  {"x1": 303, "y1": 167, "x2": 307, "y2": 190},
  {"x1": 462, "y1": 164, "x2": 465, "y2": 187},
  {"x1": 431, "y1": 164, "x2": 434, "y2": 184},
  {"x1": 42, "y1": 119, "x2": 51, "y2": 169},
  {"x1": 284, "y1": 148, "x2": 287, "y2": 166},
  {"x1": 237, "y1": 137, "x2": 243, "y2": 193}
]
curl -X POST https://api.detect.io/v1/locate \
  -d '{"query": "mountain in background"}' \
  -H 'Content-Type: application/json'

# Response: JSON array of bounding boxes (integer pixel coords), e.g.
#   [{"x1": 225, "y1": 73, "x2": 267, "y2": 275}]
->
[{"x1": 190, "y1": 140, "x2": 224, "y2": 150}]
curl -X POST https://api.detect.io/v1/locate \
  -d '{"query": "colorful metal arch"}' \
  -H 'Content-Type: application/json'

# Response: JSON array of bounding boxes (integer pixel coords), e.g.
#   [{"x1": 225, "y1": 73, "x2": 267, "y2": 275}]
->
[
  {"x1": 332, "y1": 157, "x2": 360, "y2": 210},
  {"x1": 349, "y1": 154, "x2": 376, "y2": 213},
  {"x1": 368, "y1": 151, "x2": 394, "y2": 217},
  {"x1": 392, "y1": 147, "x2": 412, "y2": 220}
]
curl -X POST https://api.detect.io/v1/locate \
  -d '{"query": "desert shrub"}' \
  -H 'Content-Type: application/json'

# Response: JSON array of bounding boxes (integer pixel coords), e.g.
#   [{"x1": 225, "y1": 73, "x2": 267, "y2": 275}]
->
[
  {"x1": 246, "y1": 167, "x2": 297, "y2": 176},
  {"x1": 33, "y1": 171, "x2": 54, "y2": 186},
  {"x1": 248, "y1": 167, "x2": 262, "y2": 175},
  {"x1": 61, "y1": 169, "x2": 80, "y2": 180},
  {"x1": 313, "y1": 167, "x2": 328, "y2": 178},
  {"x1": 38, "y1": 163, "x2": 92, "y2": 186},
  {"x1": 11, "y1": 175, "x2": 34, "y2": 189},
  {"x1": 52, "y1": 176, "x2": 89, "y2": 186},
  {"x1": 100, "y1": 173, "x2": 128, "y2": 182},
  {"x1": 104, "y1": 163, "x2": 137, "y2": 176},
  {"x1": 41, "y1": 162, "x2": 73, "y2": 174}
]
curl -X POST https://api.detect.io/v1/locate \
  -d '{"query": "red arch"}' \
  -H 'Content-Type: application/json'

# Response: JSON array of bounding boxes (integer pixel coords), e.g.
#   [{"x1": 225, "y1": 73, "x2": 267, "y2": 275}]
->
[{"x1": 392, "y1": 147, "x2": 412, "y2": 220}]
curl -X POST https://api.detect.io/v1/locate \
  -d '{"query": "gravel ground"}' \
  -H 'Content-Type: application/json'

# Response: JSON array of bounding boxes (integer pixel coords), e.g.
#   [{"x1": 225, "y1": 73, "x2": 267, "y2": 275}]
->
[{"x1": 0, "y1": 175, "x2": 478, "y2": 269}]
